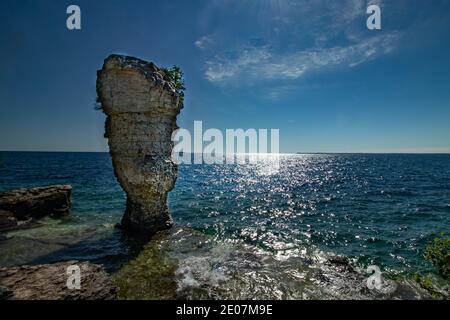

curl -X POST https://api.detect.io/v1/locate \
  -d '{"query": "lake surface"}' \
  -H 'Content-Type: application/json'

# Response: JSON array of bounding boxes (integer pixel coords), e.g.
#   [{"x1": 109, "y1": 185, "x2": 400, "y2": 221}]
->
[{"x1": 1, "y1": 152, "x2": 449, "y2": 298}]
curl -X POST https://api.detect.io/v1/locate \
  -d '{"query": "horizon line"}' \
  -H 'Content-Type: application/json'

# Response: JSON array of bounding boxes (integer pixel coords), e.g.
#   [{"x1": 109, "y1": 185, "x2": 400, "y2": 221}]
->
[{"x1": 1, "y1": 150, "x2": 450, "y2": 155}]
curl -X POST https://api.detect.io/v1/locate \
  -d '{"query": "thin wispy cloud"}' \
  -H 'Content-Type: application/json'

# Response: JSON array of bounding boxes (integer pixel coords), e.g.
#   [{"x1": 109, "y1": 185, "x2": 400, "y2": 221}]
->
[
  {"x1": 194, "y1": 35, "x2": 215, "y2": 50},
  {"x1": 195, "y1": 0, "x2": 403, "y2": 85},
  {"x1": 204, "y1": 32, "x2": 400, "y2": 83}
]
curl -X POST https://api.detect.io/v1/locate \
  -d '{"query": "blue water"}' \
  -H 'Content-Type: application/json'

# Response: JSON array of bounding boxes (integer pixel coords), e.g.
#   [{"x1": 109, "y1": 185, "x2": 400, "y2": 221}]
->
[{"x1": 0, "y1": 152, "x2": 449, "y2": 277}]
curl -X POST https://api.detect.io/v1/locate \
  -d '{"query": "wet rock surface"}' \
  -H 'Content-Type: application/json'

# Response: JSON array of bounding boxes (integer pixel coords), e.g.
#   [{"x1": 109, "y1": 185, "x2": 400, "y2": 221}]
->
[
  {"x1": 0, "y1": 185, "x2": 72, "y2": 232},
  {"x1": 0, "y1": 225, "x2": 102, "y2": 268},
  {"x1": 96, "y1": 54, "x2": 182, "y2": 234},
  {"x1": 0, "y1": 261, "x2": 117, "y2": 300},
  {"x1": 114, "y1": 227, "x2": 434, "y2": 300}
]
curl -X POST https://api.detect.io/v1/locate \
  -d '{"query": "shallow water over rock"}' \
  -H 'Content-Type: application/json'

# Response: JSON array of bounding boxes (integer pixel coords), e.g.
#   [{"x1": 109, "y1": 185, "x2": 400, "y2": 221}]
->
[
  {"x1": 113, "y1": 227, "x2": 434, "y2": 300},
  {"x1": 1, "y1": 152, "x2": 449, "y2": 299}
]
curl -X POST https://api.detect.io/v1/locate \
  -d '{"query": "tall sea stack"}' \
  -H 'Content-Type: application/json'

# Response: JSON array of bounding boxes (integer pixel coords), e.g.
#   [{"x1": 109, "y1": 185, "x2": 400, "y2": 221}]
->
[{"x1": 96, "y1": 54, "x2": 182, "y2": 234}]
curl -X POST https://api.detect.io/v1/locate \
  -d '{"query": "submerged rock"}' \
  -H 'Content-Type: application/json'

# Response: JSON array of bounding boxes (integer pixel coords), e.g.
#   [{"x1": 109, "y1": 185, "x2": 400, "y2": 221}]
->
[
  {"x1": 0, "y1": 261, "x2": 117, "y2": 300},
  {"x1": 0, "y1": 185, "x2": 72, "y2": 231},
  {"x1": 96, "y1": 54, "x2": 183, "y2": 234},
  {"x1": 114, "y1": 227, "x2": 435, "y2": 300}
]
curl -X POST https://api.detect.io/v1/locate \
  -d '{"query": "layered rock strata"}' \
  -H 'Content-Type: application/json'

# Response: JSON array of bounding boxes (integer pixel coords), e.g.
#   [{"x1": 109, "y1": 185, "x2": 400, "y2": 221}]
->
[
  {"x1": 0, "y1": 185, "x2": 72, "y2": 231},
  {"x1": 96, "y1": 55, "x2": 182, "y2": 234}
]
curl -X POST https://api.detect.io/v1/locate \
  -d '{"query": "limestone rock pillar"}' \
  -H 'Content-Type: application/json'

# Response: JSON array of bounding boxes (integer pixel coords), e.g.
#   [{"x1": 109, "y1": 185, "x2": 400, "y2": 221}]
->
[{"x1": 96, "y1": 54, "x2": 182, "y2": 234}]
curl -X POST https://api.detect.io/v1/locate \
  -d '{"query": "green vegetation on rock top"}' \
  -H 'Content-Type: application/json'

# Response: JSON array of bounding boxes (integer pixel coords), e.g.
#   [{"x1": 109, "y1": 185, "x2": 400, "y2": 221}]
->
[
  {"x1": 161, "y1": 65, "x2": 185, "y2": 108},
  {"x1": 424, "y1": 233, "x2": 450, "y2": 280}
]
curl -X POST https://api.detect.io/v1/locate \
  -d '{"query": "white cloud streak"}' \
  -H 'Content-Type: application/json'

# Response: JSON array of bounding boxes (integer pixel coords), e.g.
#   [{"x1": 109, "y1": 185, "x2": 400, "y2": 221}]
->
[
  {"x1": 195, "y1": 35, "x2": 214, "y2": 50},
  {"x1": 195, "y1": 0, "x2": 402, "y2": 84},
  {"x1": 205, "y1": 32, "x2": 400, "y2": 83}
]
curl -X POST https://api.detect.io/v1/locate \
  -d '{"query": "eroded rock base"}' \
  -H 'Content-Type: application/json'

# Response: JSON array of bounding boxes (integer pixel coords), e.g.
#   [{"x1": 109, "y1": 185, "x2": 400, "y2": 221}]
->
[{"x1": 96, "y1": 54, "x2": 182, "y2": 235}]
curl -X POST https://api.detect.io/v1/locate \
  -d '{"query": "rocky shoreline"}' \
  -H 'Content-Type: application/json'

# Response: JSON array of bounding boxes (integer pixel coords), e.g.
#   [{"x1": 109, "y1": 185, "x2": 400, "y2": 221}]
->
[
  {"x1": 0, "y1": 185, "x2": 118, "y2": 300},
  {"x1": 0, "y1": 53, "x2": 187, "y2": 299},
  {"x1": 0, "y1": 53, "x2": 447, "y2": 300},
  {"x1": 0, "y1": 220, "x2": 445, "y2": 300},
  {"x1": 0, "y1": 185, "x2": 72, "y2": 232},
  {"x1": 2, "y1": 54, "x2": 186, "y2": 300},
  {"x1": 113, "y1": 226, "x2": 438, "y2": 300},
  {"x1": 0, "y1": 261, "x2": 116, "y2": 300}
]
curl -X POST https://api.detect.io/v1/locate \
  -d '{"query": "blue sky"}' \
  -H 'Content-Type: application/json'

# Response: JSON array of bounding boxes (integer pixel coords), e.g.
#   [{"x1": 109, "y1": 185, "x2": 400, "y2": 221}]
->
[{"x1": 1, "y1": 0, "x2": 450, "y2": 153}]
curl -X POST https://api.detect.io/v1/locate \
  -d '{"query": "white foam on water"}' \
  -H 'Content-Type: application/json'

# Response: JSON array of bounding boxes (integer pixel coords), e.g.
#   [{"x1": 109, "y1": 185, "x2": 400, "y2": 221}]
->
[{"x1": 174, "y1": 243, "x2": 233, "y2": 293}]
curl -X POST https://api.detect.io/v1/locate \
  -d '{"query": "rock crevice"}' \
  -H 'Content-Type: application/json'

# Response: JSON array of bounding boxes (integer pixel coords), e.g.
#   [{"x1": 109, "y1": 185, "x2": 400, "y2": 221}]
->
[{"x1": 96, "y1": 54, "x2": 182, "y2": 234}]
